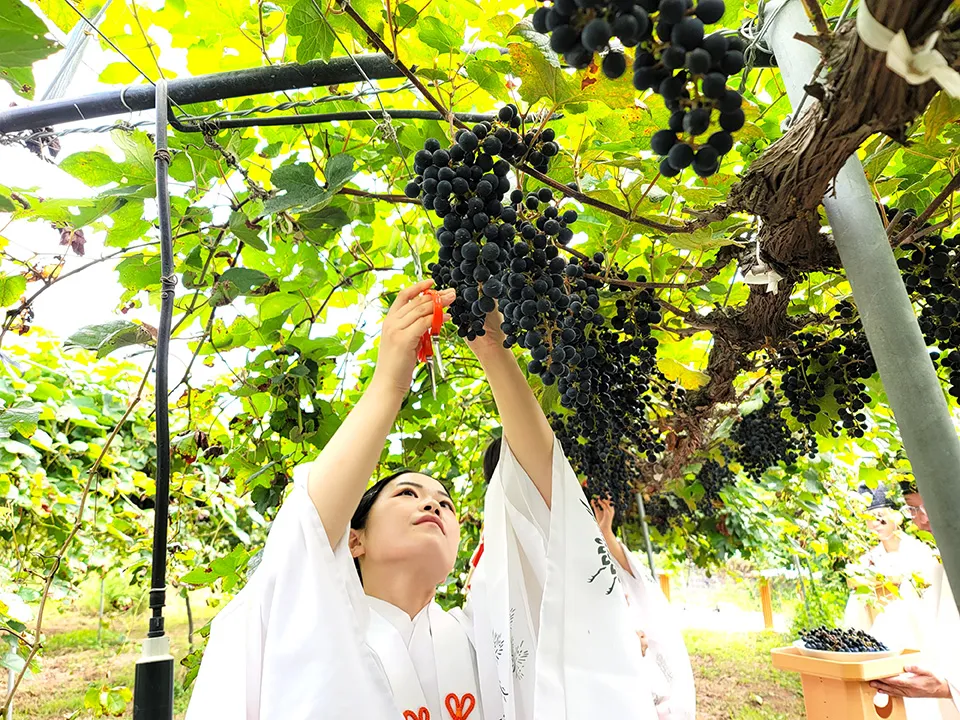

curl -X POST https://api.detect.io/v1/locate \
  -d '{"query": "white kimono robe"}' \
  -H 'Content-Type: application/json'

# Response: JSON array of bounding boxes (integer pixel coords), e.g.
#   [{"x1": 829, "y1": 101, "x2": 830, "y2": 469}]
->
[
  {"x1": 615, "y1": 543, "x2": 697, "y2": 720},
  {"x1": 185, "y1": 438, "x2": 656, "y2": 720},
  {"x1": 905, "y1": 564, "x2": 960, "y2": 720}
]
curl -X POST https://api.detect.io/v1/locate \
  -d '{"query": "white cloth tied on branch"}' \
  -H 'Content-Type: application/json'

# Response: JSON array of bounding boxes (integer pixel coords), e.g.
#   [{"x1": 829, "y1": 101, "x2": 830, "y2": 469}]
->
[
  {"x1": 740, "y1": 241, "x2": 783, "y2": 295},
  {"x1": 856, "y1": 3, "x2": 960, "y2": 97}
]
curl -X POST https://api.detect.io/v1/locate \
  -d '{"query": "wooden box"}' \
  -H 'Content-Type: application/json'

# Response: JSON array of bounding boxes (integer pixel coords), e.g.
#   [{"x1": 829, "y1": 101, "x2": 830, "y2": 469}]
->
[{"x1": 771, "y1": 647, "x2": 922, "y2": 720}]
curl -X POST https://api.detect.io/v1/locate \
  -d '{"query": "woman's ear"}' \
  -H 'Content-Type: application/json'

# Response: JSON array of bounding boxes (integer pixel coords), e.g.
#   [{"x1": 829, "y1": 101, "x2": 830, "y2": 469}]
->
[{"x1": 348, "y1": 528, "x2": 365, "y2": 559}]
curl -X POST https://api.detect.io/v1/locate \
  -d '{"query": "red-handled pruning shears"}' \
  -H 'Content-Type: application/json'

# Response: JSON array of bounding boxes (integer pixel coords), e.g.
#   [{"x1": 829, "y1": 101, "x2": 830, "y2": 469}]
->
[{"x1": 415, "y1": 289, "x2": 445, "y2": 398}]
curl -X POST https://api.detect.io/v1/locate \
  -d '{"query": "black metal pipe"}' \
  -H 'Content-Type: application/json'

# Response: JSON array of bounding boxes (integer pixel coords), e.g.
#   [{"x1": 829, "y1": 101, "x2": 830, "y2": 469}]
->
[
  {"x1": 149, "y1": 79, "x2": 174, "y2": 640},
  {"x1": 171, "y1": 109, "x2": 515, "y2": 133},
  {"x1": 133, "y1": 78, "x2": 175, "y2": 720},
  {"x1": 0, "y1": 54, "x2": 403, "y2": 134}
]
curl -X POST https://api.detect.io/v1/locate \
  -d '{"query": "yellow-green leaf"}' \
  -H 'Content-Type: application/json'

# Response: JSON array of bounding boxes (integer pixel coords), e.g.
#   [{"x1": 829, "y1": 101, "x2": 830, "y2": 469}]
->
[{"x1": 658, "y1": 357, "x2": 710, "y2": 390}]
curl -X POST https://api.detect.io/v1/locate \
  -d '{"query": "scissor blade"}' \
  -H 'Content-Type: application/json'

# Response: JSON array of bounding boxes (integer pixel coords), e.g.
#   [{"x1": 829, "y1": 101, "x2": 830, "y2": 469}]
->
[{"x1": 432, "y1": 338, "x2": 444, "y2": 379}]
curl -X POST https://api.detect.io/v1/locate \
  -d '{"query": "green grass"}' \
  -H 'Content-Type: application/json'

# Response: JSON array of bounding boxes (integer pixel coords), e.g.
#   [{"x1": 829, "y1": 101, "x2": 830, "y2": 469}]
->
[
  {"x1": 43, "y1": 627, "x2": 127, "y2": 654},
  {"x1": 684, "y1": 629, "x2": 804, "y2": 719}
]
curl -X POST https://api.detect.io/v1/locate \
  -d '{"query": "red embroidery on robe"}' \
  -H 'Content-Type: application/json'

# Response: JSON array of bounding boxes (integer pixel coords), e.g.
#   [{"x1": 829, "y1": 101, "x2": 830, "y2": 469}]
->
[
  {"x1": 403, "y1": 708, "x2": 429, "y2": 720},
  {"x1": 445, "y1": 693, "x2": 476, "y2": 720}
]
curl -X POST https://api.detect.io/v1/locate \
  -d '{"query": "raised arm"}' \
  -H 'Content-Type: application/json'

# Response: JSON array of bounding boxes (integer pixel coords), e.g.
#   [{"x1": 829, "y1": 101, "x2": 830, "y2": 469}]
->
[
  {"x1": 306, "y1": 280, "x2": 455, "y2": 547},
  {"x1": 593, "y1": 497, "x2": 635, "y2": 578},
  {"x1": 466, "y1": 311, "x2": 555, "y2": 507}
]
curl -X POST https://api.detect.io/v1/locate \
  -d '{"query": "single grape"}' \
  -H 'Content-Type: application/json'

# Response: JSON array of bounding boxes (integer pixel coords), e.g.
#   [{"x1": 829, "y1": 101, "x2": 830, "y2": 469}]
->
[
  {"x1": 695, "y1": 0, "x2": 725, "y2": 24},
  {"x1": 661, "y1": 46, "x2": 687, "y2": 70},
  {"x1": 651, "y1": 129, "x2": 679, "y2": 155},
  {"x1": 686, "y1": 48, "x2": 712, "y2": 75},
  {"x1": 583, "y1": 18, "x2": 613, "y2": 52},
  {"x1": 602, "y1": 51, "x2": 627, "y2": 79},
  {"x1": 722, "y1": 50, "x2": 745, "y2": 75},
  {"x1": 683, "y1": 107, "x2": 711, "y2": 136},
  {"x1": 659, "y1": 0, "x2": 686, "y2": 24},
  {"x1": 707, "y1": 130, "x2": 734, "y2": 155},
  {"x1": 719, "y1": 108, "x2": 746, "y2": 132},
  {"x1": 671, "y1": 17, "x2": 705, "y2": 51},
  {"x1": 565, "y1": 45, "x2": 593, "y2": 69},
  {"x1": 550, "y1": 24, "x2": 580, "y2": 54},
  {"x1": 532, "y1": 6, "x2": 550, "y2": 33},
  {"x1": 667, "y1": 141, "x2": 695, "y2": 169},
  {"x1": 702, "y1": 72, "x2": 727, "y2": 99}
]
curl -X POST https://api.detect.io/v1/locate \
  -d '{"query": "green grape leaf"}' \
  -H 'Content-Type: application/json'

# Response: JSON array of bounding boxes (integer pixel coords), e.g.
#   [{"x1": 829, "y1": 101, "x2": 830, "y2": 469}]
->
[
  {"x1": 0, "y1": 273, "x2": 25, "y2": 307},
  {"x1": 210, "y1": 267, "x2": 271, "y2": 307},
  {"x1": 64, "y1": 320, "x2": 156, "y2": 358},
  {"x1": 0, "y1": 0, "x2": 59, "y2": 99}
]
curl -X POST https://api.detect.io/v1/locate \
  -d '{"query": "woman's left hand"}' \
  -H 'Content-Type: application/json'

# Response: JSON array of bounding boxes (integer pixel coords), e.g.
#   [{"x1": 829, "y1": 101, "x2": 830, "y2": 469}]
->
[
  {"x1": 870, "y1": 666, "x2": 952, "y2": 699},
  {"x1": 592, "y1": 498, "x2": 616, "y2": 538},
  {"x1": 465, "y1": 307, "x2": 507, "y2": 359}
]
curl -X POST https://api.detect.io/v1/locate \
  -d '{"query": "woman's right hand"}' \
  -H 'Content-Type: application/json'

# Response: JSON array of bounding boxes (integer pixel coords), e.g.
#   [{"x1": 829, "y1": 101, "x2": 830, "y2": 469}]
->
[{"x1": 371, "y1": 279, "x2": 455, "y2": 394}]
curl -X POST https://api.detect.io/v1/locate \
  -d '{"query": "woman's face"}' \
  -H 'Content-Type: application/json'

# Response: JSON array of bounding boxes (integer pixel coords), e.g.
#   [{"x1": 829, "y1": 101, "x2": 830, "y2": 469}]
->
[
  {"x1": 867, "y1": 508, "x2": 899, "y2": 541},
  {"x1": 351, "y1": 473, "x2": 461, "y2": 585}
]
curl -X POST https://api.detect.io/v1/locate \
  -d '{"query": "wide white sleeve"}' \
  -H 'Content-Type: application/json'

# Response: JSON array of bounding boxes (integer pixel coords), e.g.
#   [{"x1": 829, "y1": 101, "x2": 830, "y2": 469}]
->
[
  {"x1": 469, "y1": 437, "x2": 657, "y2": 720},
  {"x1": 617, "y1": 545, "x2": 697, "y2": 720},
  {"x1": 185, "y1": 466, "x2": 397, "y2": 720}
]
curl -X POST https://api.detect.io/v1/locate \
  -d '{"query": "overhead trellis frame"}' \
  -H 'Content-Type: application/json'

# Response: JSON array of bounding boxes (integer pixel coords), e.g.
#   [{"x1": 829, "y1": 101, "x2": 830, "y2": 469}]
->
[{"x1": 0, "y1": 53, "x2": 404, "y2": 134}]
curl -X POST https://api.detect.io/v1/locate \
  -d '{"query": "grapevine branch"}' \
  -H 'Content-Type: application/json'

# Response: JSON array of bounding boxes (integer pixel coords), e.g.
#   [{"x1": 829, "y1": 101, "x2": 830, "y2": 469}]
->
[
  {"x1": 339, "y1": 187, "x2": 418, "y2": 204},
  {"x1": 800, "y1": 0, "x2": 832, "y2": 39},
  {"x1": 3, "y1": 353, "x2": 155, "y2": 715},
  {"x1": 894, "y1": 167, "x2": 960, "y2": 245},
  {"x1": 0, "y1": 242, "x2": 161, "y2": 348}
]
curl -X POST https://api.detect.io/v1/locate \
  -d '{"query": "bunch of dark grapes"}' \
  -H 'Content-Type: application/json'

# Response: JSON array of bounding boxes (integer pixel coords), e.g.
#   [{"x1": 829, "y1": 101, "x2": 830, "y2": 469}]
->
[
  {"x1": 800, "y1": 626, "x2": 888, "y2": 653},
  {"x1": 531, "y1": 0, "x2": 651, "y2": 76},
  {"x1": 549, "y1": 279, "x2": 669, "y2": 507},
  {"x1": 695, "y1": 447, "x2": 733, "y2": 514},
  {"x1": 641, "y1": 7, "x2": 746, "y2": 178},
  {"x1": 406, "y1": 108, "x2": 673, "y2": 510},
  {"x1": 775, "y1": 301, "x2": 876, "y2": 439},
  {"x1": 894, "y1": 214, "x2": 960, "y2": 400},
  {"x1": 731, "y1": 386, "x2": 817, "y2": 481},
  {"x1": 579, "y1": 445, "x2": 645, "y2": 514},
  {"x1": 405, "y1": 105, "x2": 562, "y2": 339},
  {"x1": 643, "y1": 491, "x2": 689, "y2": 533}
]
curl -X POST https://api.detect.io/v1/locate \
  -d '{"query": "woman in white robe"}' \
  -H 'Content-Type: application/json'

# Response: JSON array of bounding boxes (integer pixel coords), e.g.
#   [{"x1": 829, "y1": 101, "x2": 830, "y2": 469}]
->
[
  {"x1": 870, "y1": 490, "x2": 960, "y2": 720},
  {"x1": 843, "y1": 490, "x2": 937, "y2": 652},
  {"x1": 185, "y1": 280, "x2": 656, "y2": 720}
]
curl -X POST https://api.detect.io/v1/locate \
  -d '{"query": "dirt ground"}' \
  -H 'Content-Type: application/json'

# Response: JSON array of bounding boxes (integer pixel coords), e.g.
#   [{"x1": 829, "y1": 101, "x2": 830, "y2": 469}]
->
[{"x1": 6, "y1": 612, "x2": 804, "y2": 719}]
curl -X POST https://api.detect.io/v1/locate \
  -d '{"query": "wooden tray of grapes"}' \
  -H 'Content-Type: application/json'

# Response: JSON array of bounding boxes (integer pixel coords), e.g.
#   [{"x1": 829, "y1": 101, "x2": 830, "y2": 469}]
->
[
  {"x1": 771, "y1": 646, "x2": 921, "y2": 681},
  {"x1": 772, "y1": 640, "x2": 923, "y2": 720}
]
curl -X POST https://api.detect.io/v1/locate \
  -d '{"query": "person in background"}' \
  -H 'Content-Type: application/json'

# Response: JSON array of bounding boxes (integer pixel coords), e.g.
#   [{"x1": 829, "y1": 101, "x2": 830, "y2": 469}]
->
[
  {"x1": 869, "y1": 478, "x2": 960, "y2": 720},
  {"x1": 466, "y1": 438, "x2": 693, "y2": 717},
  {"x1": 591, "y1": 496, "x2": 697, "y2": 720},
  {"x1": 843, "y1": 484, "x2": 936, "y2": 652}
]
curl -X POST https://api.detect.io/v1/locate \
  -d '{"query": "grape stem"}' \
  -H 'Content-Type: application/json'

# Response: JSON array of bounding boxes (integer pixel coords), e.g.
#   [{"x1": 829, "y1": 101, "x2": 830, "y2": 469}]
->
[{"x1": 800, "y1": 0, "x2": 832, "y2": 39}]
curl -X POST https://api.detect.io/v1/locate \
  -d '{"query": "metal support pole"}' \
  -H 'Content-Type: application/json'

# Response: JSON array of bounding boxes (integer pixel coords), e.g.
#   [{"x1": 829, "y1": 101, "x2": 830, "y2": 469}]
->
[
  {"x1": 0, "y1": 54, "x2": 402, "y2": 134},
  {"x1": 132, "y1": 78, "x2": 175, "y2": 720},
  {"x1": 5, "y1": 667, "x2": 12, "y2": 720},
  {"x1": 765, "y1": 0, "x2": 960, "y2": 613},
  {"x1": 635, "y1": 492, "x2": 658, "y2": 578}
]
